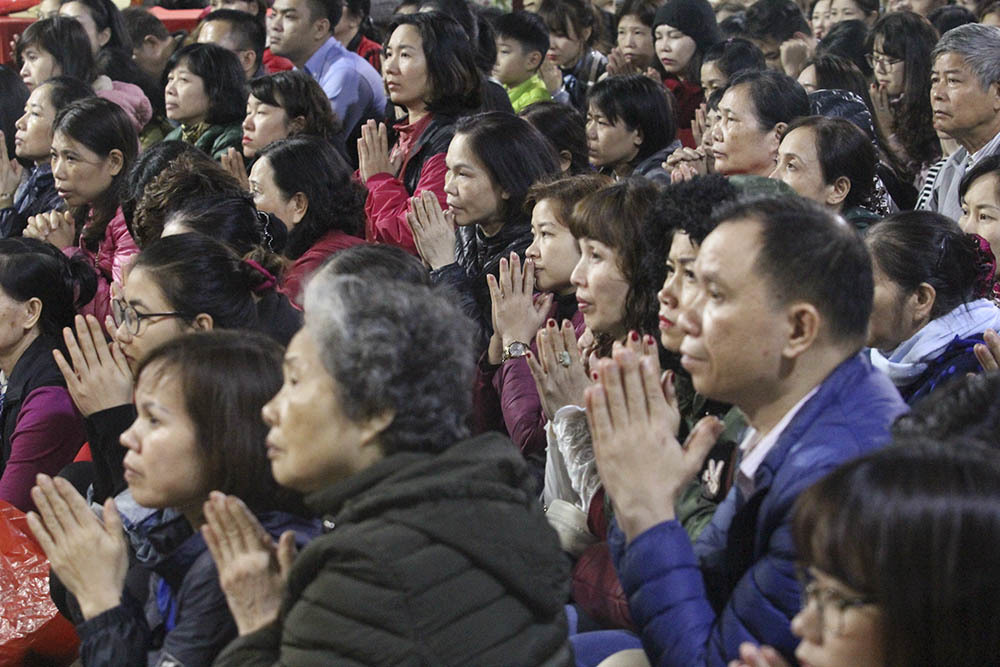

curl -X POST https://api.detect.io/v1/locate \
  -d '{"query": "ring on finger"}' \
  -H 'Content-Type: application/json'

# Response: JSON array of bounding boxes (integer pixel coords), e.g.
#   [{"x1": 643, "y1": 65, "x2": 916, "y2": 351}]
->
[{"x1": 557, "y1": 351, "x2": 572, "y2": 367}]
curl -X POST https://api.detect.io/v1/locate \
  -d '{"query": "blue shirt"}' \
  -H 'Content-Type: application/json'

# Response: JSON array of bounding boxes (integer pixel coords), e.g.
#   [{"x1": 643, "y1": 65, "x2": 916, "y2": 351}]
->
[{"x1": 302, "y1": 36, "x2": 385, "y2": 134}]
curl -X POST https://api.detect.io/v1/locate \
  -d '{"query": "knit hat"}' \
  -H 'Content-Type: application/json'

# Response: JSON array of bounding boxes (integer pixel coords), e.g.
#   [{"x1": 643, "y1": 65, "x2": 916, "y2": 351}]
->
[{"x1": 653, "y1": 0, "x2": 722, "y2": 54}]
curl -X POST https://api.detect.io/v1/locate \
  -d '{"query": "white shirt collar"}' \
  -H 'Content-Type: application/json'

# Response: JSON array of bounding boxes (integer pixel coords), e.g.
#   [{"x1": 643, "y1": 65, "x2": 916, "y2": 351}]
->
[{"x1": 735, "y1": 386, "x2": 819, "y2": 498}]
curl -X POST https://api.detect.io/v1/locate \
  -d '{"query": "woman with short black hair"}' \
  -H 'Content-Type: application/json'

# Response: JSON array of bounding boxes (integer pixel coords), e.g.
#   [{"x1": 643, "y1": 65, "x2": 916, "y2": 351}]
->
[
  {"x1": 162, "y1": 43, "x2": 247, "y2": 160},
  {"x1": 586, "y1": 74, "x2": 678, "y2": 184}
]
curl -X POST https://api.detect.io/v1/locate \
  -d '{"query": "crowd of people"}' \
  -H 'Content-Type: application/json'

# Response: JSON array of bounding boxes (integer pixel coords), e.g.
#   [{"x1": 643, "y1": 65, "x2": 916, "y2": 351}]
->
[{"x1": 2, "y1": 0, "x2": 1000, "y2": 662}]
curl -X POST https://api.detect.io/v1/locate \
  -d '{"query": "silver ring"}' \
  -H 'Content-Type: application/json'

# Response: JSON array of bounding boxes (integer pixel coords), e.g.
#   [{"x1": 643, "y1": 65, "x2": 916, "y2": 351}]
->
[{"x1": 557, "y1": 351, "x2": 572, "y2": 367}]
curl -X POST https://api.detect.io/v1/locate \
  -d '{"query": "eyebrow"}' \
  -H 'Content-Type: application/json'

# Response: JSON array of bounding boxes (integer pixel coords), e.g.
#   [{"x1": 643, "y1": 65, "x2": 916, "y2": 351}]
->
[{"x1": 127, "y1": 298, "x2": 149, "y2": 309}]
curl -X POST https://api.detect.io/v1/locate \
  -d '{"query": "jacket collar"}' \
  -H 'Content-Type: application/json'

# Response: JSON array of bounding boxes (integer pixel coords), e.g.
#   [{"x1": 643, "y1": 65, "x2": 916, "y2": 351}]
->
[{"x1": 4, "y1": 334, "x2": 62, "y2": 404}]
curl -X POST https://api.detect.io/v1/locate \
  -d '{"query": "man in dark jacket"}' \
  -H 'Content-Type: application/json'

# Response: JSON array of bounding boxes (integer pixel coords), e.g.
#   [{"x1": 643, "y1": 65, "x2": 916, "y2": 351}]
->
[{"x1": 580, "y1": 196, "x2": 908, "y2": 665}]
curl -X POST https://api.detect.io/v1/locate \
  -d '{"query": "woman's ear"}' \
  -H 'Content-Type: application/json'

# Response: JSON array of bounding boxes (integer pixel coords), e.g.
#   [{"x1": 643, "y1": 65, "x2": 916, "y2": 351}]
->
[
  {"x1": 826, "y1": 176, "x2": 851, "y2": 207},
  {"x1": 910, "y1": 282, "x2": 936, "y2": 325},
  {"x1": 97, "y1": 26, "x2": 111, "y2": 48},
  {"x1": 22, "y1": 297, "x2": 42, "y2": 331},
  {"x1": 288, "y1": 115, "x2": 307, "y2": 135},
  {"x1": 289, "y1": 192, "x2": 309, "y2": 225},
  {"x1": 191, "y1": 313, "x2": 214, "y2": 331},
  {"x1": 558, "y1": 149, "x2": 572, "y2": 173},
  {"x1": 106, "y1": 149, "x2": 125, "y2": 177}
]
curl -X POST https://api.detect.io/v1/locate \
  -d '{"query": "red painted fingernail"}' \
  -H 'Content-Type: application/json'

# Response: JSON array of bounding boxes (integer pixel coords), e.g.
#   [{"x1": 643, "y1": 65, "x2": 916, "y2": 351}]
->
[
  {"x1": 525, "y1": 351, "x2": 532, "y2": 358},
  {"x1": 591, "y1": 371, "x2": 599, "y2": 380},
  {"x1": 548, "y1": 319, "x2": 556, "y2": 327},
  {"x1": 646, "y1": 334, "x2": 655, "y2": 345},
  {"x1": 630, "y1": 331, "x2": 639, "y2": 342}
]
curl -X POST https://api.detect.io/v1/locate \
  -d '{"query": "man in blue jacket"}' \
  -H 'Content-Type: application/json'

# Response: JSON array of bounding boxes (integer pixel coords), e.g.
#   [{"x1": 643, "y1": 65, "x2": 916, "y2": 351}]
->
[{"x1": 583, "y1": 196, "x2": 908, "y2": 665}]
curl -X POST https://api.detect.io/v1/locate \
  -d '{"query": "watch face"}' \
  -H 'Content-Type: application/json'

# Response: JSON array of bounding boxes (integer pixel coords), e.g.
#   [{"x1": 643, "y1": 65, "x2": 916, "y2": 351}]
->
[{"x1": 507, "y1": 342, "x2": 528, "y2": 357}]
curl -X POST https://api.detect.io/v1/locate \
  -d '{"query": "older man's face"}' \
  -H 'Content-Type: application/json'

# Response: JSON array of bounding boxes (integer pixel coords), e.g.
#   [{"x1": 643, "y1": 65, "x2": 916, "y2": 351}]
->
[{"x1": 931, "y1": 52, "x2": 1000, "y2": 145}]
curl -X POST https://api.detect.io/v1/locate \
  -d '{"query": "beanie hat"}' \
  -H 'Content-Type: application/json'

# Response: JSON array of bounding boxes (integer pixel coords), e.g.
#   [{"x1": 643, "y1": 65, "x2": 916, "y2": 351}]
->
[{"x1": 653, "y1": 0, "x2": 722, "y2": 54}]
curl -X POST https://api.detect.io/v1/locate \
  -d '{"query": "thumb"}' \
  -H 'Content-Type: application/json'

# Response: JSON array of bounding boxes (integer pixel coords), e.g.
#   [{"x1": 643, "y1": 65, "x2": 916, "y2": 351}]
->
[
  {"x1": 682, "y1": 415, "x2": 723, "y2": 473},
  {"x1": 103, "y1": 497, "x2": 124, "y2": 538},
  {"x1": 276, "y1": 530, "x2": 297, "y2": 578}
]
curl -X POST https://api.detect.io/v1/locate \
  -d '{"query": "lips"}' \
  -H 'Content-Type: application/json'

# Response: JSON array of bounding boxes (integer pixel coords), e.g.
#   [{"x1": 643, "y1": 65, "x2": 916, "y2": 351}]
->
[
  {"x1": 659, "y1": 315, "x2": 674, "y2": 331},
  {"x1": 242, "y1": 135, "x2": 253, "y2": 144}
]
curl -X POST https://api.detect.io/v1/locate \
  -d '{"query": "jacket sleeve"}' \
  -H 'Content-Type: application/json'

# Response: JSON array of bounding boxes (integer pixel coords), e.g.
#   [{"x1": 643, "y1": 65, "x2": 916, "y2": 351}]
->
[
  {"x1": 607, "y1": 491, "x2": 804, "y2": 666},
  {"x1": 429, "y1": 259, "x2": 492, "y2": 352},
  {"x1": 152, "y1": 555, "x2": 239, "y2": 666},
  {"x1": 77, "y1": 591, "x2": 153, "y2": 667},
  {"x1": 214, "y1": 549, "x2": 413, "y2": 667},
  {"x1": 0, "y1": 386, "x2": 86, "y2": 512},
  {"x1": 85, "y1": 404, "x2": 138, "y2": 503},
  {"x1": 492, "y1": 357, "x2": 549, "y2": 457},
  {"x1": 363, "y1": 152, "x2": 448, "y2": 255},
  {"x1": 79, "y1": 558, "x2": 238, "y2": 667},
  {"x1": 0, "y1": 206, "x2": 26, "y2": 239}
]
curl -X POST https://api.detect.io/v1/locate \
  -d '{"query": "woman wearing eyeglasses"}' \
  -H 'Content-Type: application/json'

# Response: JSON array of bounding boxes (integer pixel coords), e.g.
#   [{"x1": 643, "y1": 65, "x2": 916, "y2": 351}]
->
[
  {"x1": 55, "y1": 233, "x2": 302, "y2": 505},
  {"x1": 732, "y1": 439, "x2": 1000, "y2": 667},
  {"x1": 866, "y1": 12, "x2": 940, "y2": 187}
]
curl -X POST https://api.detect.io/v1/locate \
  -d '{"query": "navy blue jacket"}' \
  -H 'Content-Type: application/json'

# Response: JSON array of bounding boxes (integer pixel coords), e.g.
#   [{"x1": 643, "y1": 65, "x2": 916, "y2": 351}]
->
[{"x1": 608, "y1": 353, "x2": 908, "y2": 666}]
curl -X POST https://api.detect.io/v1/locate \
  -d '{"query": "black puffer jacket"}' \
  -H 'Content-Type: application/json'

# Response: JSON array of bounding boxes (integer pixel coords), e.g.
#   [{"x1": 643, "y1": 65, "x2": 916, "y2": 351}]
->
[
  {"x1": 213, "y1": 432, "x2": 573, "y2": 667},
  {"x1": 431, "y1": 221, "x2": 533, "y2": 354}
]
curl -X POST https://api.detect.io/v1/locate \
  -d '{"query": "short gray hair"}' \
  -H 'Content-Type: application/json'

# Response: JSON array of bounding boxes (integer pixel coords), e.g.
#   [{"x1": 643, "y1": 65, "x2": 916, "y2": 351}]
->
[
  {"x1": 932, "y1": 23, "x2": 1000, "y2": 90},
  {"x1": 303, "y1": 271, "x2": 476, "y2": 456}
]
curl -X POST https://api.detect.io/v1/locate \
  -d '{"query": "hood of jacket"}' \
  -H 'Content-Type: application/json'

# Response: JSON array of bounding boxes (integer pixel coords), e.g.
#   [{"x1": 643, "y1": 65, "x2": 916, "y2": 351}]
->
[{"x1": 305, "y1": 432, "x2": 568, "y2": 618}]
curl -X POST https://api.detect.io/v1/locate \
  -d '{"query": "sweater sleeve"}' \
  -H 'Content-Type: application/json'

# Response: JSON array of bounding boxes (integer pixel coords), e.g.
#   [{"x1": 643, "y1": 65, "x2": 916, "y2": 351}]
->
[
  {"x1": 85, "y1": 404, "x2": 137, "y2": 503},
  {"x1": 77, "y1": 591, "x2": 154, "y2": 667},
  {"x1": 363, "y1": 152, "x2": 448, "y2": 255},
  {"x1": 0, "y1": 386, "x2": 86, "y2": 512}
]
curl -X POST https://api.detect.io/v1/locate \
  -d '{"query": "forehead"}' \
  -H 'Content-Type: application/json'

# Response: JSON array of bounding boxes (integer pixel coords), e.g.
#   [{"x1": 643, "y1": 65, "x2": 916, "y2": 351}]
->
[
  {"x1": 720, "y1": 84, "x2": 754, "y2": 114},
  {"x1": 933, "y1": 51, "x2": 975, "y2": 75},
  {"x1": 273, "y1": 0, "x2": 309, "y2": 12},
  {"x1": 668, "y1": 230, "x2": 697, "y2": 257},
  {"x1": 445, "y1": 132, "x2": 485, "y2": 167},
  {"x1": 695, "y1": 218, "x2": 763, "y2": 279},
  {"x1": 617, "y1": 14, "x2": 647, "y2": 28},
  {"x1": 389, "y1": 23, "x2": 422, "y2": 48},
  {"x1": 27, "y1": 84, "x2": 52, "y2": 106},
  {"x1": 51, "y1": 130, "x2": 97, "y2": 155},
  {"x1": 249, "y1": 154, "x2": 276, "y2": 181},
  {"x1": 965, "y1": 171, "x2": 1000, "y2": 203},
  {"x1": 124, "y1": 266, "x2": 173, "y2": 308},
  {"x1": 781, "y1": 126, "x2": 819, "y2": 157}
]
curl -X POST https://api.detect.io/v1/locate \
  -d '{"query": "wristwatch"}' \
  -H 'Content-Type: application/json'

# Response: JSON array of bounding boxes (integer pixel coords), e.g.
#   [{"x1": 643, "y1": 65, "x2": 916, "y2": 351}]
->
[{"x1": 501, "y1": 341, "x2": 529, "y2": 363}]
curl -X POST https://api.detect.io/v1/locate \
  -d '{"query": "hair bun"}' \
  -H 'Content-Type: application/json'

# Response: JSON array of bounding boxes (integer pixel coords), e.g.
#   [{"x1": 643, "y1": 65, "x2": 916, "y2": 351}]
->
[{"x1": 242, "y1": 258, "x2": 278, "y2": 294}]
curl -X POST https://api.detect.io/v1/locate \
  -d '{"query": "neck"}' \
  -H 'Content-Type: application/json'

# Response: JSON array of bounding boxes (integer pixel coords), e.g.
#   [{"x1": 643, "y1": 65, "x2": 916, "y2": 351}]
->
[
  {"x1": 738, "y1": 343, "x2": 854, "y2": 435},
  {"x1": 336, "y1": 27, "x2": 358, "y2": 47},
  {"x1": 406, "y1": 105, "x2": 429, "y2": 125},
  {"x1": 478, "y1": 218, "x2": 505, "y2": 237},
  {"x1": 291, "y1": 37, "x2": 327, "y2": 68},
  {"x1": 612, "y1": 159, "x2": 636, "y2": 178},
  {"x1": 0, "y1": 329, "x2": 40, "y2": 377},
  {"x1": 955, "y1": 115, "x2": 1000, "y2": 156},
  {"x1": 180, "y1": 502, "x2": 206, "y2": 531}
]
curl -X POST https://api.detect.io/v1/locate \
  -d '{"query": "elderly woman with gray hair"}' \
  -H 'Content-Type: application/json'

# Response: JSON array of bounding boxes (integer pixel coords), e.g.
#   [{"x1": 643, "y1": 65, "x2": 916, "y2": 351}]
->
[{"x1": 202, "y1": 268, "x2": 572, "y2": 666}]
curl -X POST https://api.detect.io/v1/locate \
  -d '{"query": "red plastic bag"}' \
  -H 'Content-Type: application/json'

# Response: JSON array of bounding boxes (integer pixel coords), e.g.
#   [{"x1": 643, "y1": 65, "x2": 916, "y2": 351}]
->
[{"x1": 0, "y1": 501, "x2": 79, "y2": 665}]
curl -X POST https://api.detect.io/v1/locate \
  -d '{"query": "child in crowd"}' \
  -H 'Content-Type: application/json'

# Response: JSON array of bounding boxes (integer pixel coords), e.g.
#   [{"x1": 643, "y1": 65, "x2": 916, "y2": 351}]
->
[{"x1": 493, "y1": 11, "x2": 552, "y2": 113}]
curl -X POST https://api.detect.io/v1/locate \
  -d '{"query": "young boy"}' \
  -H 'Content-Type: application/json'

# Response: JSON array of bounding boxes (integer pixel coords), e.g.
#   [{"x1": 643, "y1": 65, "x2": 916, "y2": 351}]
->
[{"x1": 493, "y1": 11, "x2": 552, "y2": 112}]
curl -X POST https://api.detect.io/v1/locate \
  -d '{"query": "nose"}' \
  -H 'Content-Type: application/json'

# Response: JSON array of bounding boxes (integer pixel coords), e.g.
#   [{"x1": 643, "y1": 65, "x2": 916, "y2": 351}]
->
[
  {"x1": 658, "y1": 275, "x2": 675, "y2": 307},
  {"x1": 570, "y1": 255, "x2": 586, "y2": 288},
  {"x1": 119, "y1": 422, "x2": 139, "y2": 452},
  {"x1": 677, "y1": 283, "x2": 704, "y2": 337},
  {"x1": 768, "y1": 161, "x2": 782, "y2": 180},
  {"x1": 790, "y1": 599, "x2": 822, "y2": 642},
  {"x1": 243, "y1": 114, "x2": 254, "y2": 132},
  {"x1": 19, "y1": 62, "x2": 30, "y2": 80},
  {"x1": 443, "y1": 169, "x2": 457, "y2": 196},
  {"x1": 261, "y1": 395, "x2": 277, "y2": 428},
  {"x1": 51, "y1": 155, "x2": 66, "y2": 178},
  {"x1": 525, "y1": 238, "x2": 540, "y2": 260},
  {"x1": 15, "y1": 111, "x2": 27, "y2": 131}
]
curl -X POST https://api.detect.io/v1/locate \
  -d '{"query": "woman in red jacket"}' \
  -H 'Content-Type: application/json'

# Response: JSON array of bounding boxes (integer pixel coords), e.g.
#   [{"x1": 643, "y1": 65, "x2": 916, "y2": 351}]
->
[
  {"x1": 249, "y1": 136, "x2": 366, "y2": 306},
  {"x1": 24, "y1": 97, "x2": 138, "y2": 327},
  {"x1": 357, "y1": 12, "x2": 480, "y2": 255}
]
